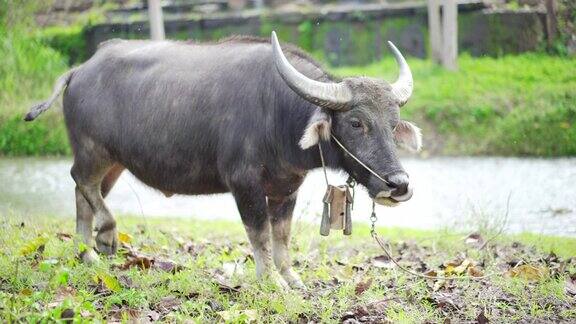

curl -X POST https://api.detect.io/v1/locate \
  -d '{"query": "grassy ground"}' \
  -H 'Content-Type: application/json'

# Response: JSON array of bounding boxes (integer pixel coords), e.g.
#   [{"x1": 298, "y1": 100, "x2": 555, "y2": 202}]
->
[{"x1": 1, "y1": 215, "x2": 575, "y2": 322}]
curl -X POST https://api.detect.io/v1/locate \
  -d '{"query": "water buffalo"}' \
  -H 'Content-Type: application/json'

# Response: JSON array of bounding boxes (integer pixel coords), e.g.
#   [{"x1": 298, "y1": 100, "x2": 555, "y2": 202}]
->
[{"x1": 25, "y1": 32, "x2": 421, "y2": 288}]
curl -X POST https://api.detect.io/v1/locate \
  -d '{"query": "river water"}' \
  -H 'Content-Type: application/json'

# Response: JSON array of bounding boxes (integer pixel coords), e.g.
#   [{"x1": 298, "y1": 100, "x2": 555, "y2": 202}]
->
[{"x1": 1, "y1": 157, "x2": 575, "y2": 236}]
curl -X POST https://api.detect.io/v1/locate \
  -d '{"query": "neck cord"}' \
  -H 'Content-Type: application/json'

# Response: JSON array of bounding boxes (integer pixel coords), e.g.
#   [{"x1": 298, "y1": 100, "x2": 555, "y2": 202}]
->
[{"x1": 317, "y1": 141, "x2": 329, "y2": 186}]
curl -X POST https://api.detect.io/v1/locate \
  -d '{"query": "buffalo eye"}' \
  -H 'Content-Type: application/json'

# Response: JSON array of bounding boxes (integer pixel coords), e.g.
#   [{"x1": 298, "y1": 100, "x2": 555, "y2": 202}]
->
[{"x1": 350, "y1": 119, "x2": 362, "y2": 128}]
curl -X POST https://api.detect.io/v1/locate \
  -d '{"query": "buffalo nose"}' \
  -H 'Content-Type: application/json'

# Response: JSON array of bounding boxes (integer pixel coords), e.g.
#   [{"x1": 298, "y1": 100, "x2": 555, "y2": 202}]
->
[{"x1": 385, "y1": 172, "x2": 409, "y2": 196}]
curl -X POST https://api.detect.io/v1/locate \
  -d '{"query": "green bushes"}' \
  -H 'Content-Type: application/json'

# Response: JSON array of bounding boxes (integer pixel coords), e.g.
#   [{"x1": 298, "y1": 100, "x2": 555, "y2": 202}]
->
[
  {"x1": 36, "y1": 25, "x2": 87, "y2": 65},
  {"x1": 0, "y1": 115, "x2": 70, "y2": 156},
  {"x1": 0, "y1": 25, "x2": 70, "y2": 156},
  {"x1": 335, "y1": 53, "x2": 576, "y2": 156}
]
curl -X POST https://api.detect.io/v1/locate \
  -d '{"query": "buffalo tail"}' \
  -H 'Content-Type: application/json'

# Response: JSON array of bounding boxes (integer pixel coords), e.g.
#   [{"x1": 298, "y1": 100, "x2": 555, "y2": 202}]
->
[{"x1": 24, "y1": 67, "x2": 78, "y2": 121}]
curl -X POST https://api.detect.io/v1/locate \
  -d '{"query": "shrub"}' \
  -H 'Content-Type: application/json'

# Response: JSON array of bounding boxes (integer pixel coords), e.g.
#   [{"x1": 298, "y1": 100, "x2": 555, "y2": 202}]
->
[
  {"x1": 36, "y1": 25, "x2": 88, "y2": 65},
  {"x1": 0, "y1": 24, "x2": 70, "y2": 155}
]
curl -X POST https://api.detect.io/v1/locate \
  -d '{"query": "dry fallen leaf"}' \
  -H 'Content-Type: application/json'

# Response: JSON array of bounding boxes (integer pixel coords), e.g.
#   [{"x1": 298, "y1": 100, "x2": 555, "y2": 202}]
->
[
  {"x1": 476, "y1": 309, "x2": 489, "y2": 324},
  {"x1": 341, "y1": 311, "x2": 357, "y2": 322},
  {"x1": 424, "y1": 269, "x2": 438, "y2": 277},
  {"x1": 181, "y1": 241, "x2": 206, "y2": 256},
  {"x1": 214, "y1": 273, "x2": 241, "y2": 293},
  {"x1": 117, "y1": 232, "x2": 133, "y2": 244},
  {"x1": 154, "y1": 259, "x2": 185, "y2": 274},
  {"x1": 118, "y1": 246, "x2": 184, "y2": 273},
  {"x1": 464, "y1": 232, "x2": 484, "y2": 246},
  {"x1": 117, "y1": 275, "x2": 135, "y2": 289},
  {"x1": 119, "y1": 254, "x2": 153, "y2": 270},
  {"x1": 154, "y1": 296, "x2": 181, "y2": 314},
  {"x1": 467, "y1": 266, "x2": 484, "y2": 277},
  {"x1": 80, "y1": 310, "x2": 92, "y2": 318},
  {"x1": 145, "y1": 310, "x2": 161, "y2": 322},
  {"x1": 453, "y1": 259, "x2": 472, "y2": 275},
  {"x1": 20, "y1": 288, "x2": 33, "y2": 296},
  {"x1": 106, "y1": 306, "x2": 139, "y2": 323},
  {"x1": 56, "y1": 232, "x2": 73, "y2": 242},
  {"x1": 372, "y1": 255, "x2": 395, "y2": 269},
  {"x1": 507, "y1": 265, "x2": 549, "y2": 281},
  {"x1": 19, "y1": 235, "x2": 48, "y2": 256},
  {"x1": 355, "y1": 277, "x2": 373, "y2": 296},
  {"x1": 430, "y1": 291, "x2": 462, "y2": 310},
  {"x1": 223, "y1": 261, "x2": 245, "y2": 277},
  {"x1": 565, "y1": 277, "x2": 576, "y2": 296},
  {"x1": 443, "y1": 258, "x2": 478, "y2": 277}
]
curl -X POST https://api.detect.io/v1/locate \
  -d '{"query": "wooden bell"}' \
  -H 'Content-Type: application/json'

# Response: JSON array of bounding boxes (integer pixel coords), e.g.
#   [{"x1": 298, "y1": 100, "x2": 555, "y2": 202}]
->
[{"x1": 320, "y1": 185, "x2": 353, "y2": 236}]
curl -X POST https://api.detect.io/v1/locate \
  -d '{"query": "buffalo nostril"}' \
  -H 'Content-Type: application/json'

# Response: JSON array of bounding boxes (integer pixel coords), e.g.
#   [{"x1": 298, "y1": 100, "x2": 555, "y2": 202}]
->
[{"x1": 385, "y1": 172, "x2": 409, "y2": 195}]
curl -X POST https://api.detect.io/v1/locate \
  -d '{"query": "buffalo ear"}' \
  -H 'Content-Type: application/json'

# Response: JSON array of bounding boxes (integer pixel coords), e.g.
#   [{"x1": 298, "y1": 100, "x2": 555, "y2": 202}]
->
[
  {"x1": 394, "y1": 120, "x2": 422, "y2": 152},
  {"x1": 299, "y1": 110, "x2": 332, "y2": 150}
]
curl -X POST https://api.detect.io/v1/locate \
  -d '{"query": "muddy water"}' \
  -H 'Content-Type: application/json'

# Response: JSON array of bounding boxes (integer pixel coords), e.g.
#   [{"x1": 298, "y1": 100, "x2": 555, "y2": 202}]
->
[{"x1": 1, "y1": 157, "x2": 575, "y2": 236}]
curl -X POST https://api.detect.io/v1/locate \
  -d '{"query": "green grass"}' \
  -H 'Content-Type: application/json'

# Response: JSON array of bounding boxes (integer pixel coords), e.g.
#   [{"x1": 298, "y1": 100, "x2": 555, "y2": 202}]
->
[
  {"x1": 334, "y1": 54, "x2": 576, "y2": 156},
  {"x1": 1, "y1": 215, "x2": 575, "y2": 322}
]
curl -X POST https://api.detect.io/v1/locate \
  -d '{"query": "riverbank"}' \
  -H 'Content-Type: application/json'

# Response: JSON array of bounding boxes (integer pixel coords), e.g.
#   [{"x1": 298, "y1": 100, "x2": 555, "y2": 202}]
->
[
  {"x1": 1, "y1": 215, "x2": 574, "y2": 322},
  {"x1": 1, "y1": 27, "x2": 575, "y2": 156}
]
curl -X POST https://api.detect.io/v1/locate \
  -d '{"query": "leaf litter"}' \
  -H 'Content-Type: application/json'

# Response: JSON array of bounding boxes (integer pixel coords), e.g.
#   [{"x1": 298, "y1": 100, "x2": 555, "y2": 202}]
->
[
  {"x1": 326, "y1": 237, "x2": 576, "y2": 323},
  {"x1": 6, "y1": 221, "x2": 575, "y2": 323}
]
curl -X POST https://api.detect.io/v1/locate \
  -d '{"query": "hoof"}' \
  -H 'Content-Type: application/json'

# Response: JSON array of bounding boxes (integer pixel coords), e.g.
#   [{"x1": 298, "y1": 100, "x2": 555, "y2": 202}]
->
[
  {"x1": 288, "y1": 278, "x2": 307, "y2": 290},
  {"x1": 260, "y1": 271, "x2": 289, "y2": 290},
  {"x1": 95, "y1": 228, "x2": 118, "y2": 255},
  {"x1": 283, "y1": 269, "x2": 307, "y2": 290},
  {"x1": 272, "y1": 274, "x2": 290, "y2": 290},
  {"x1": 80, "y1": 248, "x2": 100, "y2": 264}
]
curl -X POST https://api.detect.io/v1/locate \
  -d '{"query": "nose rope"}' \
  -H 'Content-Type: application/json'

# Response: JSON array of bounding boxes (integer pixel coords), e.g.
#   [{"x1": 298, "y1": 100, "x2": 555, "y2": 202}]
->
[{"x1": 329, "y1": 135, "x2": 391, "y2": 185}]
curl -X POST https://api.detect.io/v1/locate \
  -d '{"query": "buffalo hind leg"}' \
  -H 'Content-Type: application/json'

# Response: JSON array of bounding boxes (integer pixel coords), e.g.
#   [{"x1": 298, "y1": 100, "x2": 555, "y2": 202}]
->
[
  {"x1": 269, "y1": 195, "x2": 305, "y2": 289},
  {"x1": 75, "y1": 186, "x2": 99, "y2": 263},
  {"x1": 75, "y1": 163, "x2": 124, "y2": 263},
  {"x1": 101, "y1": 163, "x2": 125, "y2": 198},
  {"x1": 230, "y1": 180, "x2": 288, "y2": 288},
  {"x1": 72, "y1": 155, "x2": 119, "y2": 259}
]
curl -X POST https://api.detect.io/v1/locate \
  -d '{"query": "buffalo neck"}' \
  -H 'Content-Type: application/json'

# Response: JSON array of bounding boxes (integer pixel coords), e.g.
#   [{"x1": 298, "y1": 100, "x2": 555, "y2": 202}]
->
[{"x1": 273, "y1": 96, "x2": 343, "y2": 173}]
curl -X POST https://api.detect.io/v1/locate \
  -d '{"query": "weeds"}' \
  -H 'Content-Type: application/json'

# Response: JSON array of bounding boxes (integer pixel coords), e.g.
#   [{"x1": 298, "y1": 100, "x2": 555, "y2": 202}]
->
[{"x1": 0, "y1": 215, "x2": 574, "y2": 322}]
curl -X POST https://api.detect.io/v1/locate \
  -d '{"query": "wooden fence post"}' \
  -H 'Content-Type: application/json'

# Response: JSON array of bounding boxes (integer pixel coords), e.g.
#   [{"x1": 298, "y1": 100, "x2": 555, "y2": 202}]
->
[
  {"x1": 148, "y1": 0, "x2": 165, "y2": 41},
  {"x1": 427, "y1": 0, "x2": 458, "y2": 70},
  {"x1": 441, "y1": 0, "x2": 458, "y2": 70},
  {"x1": 545, "y1": 0, "x2": 557, "y2": 48},
  {"x1": 427, "y1": 0, "x2": 442, "y2": 64}
]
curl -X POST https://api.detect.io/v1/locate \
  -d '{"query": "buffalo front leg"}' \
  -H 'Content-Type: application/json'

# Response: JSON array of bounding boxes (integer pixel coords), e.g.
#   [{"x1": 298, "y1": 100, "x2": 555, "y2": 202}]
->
[
  {"x1": 230, "y1": 181, "x2": 288, "y2": 288},
  {"x1": 269, "y1": 195, "x2": 305, "y2": 289}
]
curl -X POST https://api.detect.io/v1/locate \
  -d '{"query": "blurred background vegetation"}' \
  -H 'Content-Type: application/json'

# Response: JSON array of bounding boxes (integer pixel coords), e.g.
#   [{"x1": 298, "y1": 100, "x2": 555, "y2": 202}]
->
[{"x1": 0, "y1": 0, "x2": 575, "y2": 156}]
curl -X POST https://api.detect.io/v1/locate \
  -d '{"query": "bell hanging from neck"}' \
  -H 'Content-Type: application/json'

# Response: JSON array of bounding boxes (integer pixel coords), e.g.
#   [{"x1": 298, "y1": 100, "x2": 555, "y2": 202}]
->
[{"x1": 320, "y1": 184, "x2": 353, "y2": 236}]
